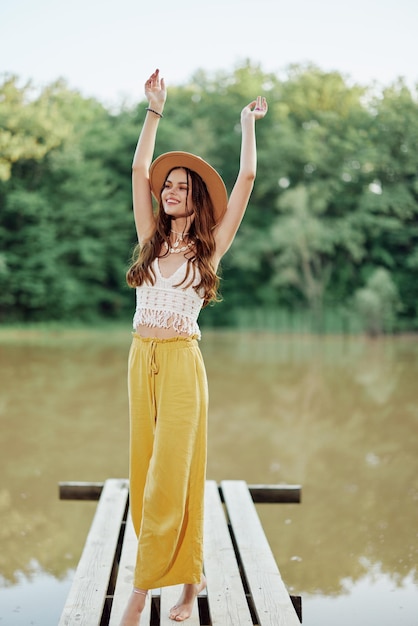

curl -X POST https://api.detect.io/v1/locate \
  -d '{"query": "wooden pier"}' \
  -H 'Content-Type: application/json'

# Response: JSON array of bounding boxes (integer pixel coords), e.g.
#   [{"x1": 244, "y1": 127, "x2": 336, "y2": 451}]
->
[{"x1": 58, "y1": 478, "x2": 302, "y2": 626}]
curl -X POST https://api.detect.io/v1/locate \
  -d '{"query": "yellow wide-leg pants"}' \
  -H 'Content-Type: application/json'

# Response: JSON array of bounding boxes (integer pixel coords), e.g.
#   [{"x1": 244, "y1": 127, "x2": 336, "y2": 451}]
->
[{"x1": 128, "y1": 334, "x2": 208, "y2": 590}]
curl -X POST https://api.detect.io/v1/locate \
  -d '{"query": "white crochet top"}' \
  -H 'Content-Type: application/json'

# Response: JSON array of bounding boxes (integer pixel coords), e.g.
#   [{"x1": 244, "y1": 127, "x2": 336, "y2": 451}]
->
[{"x1": 133, "y1": 258, "x2": 204, "y2": 339}]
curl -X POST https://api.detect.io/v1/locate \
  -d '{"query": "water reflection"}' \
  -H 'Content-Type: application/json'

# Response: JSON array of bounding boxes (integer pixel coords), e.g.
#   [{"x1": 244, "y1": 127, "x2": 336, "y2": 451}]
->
[
  {"x1": 205, "y1": 333, "x2": 418, "y2": 596},
  {"x1": 0, "y1": 329, "x2": 417, "y2": 625}
]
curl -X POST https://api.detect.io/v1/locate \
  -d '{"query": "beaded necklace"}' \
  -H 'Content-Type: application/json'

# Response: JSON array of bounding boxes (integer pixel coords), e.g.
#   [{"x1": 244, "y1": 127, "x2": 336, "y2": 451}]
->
[{"x1": 164, "y1": 229, "x2": 194, "y2": 254}]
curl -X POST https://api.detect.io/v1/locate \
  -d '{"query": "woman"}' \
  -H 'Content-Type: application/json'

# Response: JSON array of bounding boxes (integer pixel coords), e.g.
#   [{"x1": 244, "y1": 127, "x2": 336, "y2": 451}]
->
[{"x1": 120, "y1": 68, "x2": 267, "y2": 625}]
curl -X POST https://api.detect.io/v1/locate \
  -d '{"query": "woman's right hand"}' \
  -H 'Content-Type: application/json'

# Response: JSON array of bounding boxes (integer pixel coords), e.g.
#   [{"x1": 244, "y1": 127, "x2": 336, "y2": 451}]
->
[{"x1": 145, "y1": 69, "x2": 166, "y2": 111}]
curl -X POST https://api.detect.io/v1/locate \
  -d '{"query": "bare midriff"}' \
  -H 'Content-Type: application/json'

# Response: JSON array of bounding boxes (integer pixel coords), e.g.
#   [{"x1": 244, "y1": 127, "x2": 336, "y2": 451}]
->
[{"x1": 135, "y1": 324, "x2": 193, "y2": 339}]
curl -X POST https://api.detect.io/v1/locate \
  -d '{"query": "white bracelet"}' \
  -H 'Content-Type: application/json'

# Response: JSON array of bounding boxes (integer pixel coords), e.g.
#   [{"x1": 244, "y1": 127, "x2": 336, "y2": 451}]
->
[{"x1": 133, "y1": 588, "x2": 148, "y2": 596}]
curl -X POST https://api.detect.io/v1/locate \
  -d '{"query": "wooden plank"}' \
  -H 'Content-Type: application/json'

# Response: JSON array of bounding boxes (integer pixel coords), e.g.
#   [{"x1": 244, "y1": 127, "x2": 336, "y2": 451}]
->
[
  {"x1": 248, "y1": 485, "x2": 301, "y2": 504},
  {"x1": 221, "y1": 480, "x2": 301, "y2": 626},
  {"x1": 58, "y1": 479, "x2": 129, "y2": 626},
  {"x1": 59, "y1": 480, "x2": 301, "y2": 504},
  {"x1": 203, "y1": 480, "x2": 253, "y2": 625},
  {"x1": 160, "y1": 584, "x2": 200, "y2": 625},
  {"x1": 108, "y1": 512, "x2": 152, "y2": 626},
  {"x1": 59, "y1": 481, "x2": 107, "y2": 501}
]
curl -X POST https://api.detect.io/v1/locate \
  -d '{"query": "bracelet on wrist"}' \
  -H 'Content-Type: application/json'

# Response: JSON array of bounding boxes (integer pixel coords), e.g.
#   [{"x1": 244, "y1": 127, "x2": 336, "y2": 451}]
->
[{"x1": 145, "y1": 107, "x2": 163, "y2": 118}]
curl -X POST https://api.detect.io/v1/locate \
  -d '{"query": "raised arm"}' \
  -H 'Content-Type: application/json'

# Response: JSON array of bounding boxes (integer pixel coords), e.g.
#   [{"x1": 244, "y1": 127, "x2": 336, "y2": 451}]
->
[
  {"x1": 214, "y1": 96, "x2": 268, "y2": 261},
  {"x1": 132, "y1": 69, "x2": 166, "y2": 243}
]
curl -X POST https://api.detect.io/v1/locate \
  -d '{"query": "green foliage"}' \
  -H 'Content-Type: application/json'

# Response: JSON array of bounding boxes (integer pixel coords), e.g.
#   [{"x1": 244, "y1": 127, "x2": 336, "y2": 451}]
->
[
  {"x1": 0, "y1": 77, "x2": 136, "y2": 321},
  {"x1": 354, "y1": 268, "x2": 401, "y2": 336},
  {"x1": 1, "y1": 64, "x2": 418, "y2": 331},
  {"x1": 0, "y1": 76, "x2": 72, "y2": 181}
]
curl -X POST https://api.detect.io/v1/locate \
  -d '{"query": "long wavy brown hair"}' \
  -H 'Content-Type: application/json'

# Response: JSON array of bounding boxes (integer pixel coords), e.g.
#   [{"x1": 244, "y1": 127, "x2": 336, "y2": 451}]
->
[{"x1": 126, "y1": 167, "x2": 221, "y2": 306}]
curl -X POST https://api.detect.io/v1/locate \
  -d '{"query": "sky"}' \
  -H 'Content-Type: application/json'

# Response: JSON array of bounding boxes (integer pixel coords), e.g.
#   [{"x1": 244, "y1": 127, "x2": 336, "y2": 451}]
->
[{"x1": 1, "y1": 0, "x2": 417, "y2": 108}]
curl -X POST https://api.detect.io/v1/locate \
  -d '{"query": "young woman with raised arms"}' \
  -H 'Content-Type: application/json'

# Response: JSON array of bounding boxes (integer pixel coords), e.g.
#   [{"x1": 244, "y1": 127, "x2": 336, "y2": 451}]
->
[{"x1": 120, "y1": 68, "x2": 267, "y2": 625}]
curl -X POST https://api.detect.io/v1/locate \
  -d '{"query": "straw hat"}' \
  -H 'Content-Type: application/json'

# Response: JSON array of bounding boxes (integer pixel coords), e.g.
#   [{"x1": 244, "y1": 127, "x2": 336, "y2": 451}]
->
[{"x1": 149, "y1": 151, "x2": 228, "y2": 224}]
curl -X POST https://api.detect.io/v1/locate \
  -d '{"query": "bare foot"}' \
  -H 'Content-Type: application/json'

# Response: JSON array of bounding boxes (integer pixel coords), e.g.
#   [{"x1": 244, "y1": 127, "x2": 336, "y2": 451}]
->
[
  {"x1": 119, "y1": 589, "x2": 147, "y2": 626},
  {"x1": 169, "y1": 575, "x2": 206, "y2": 622}
]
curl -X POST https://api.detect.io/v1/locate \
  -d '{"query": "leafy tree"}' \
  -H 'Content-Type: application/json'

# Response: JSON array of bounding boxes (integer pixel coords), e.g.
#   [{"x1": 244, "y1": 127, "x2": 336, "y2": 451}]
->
[
  {"x1": 354, "y1": 268, "x2": 401, "y2": 336},
  {"x1": 0, "y1": 75, "x2": 71, "y2": 181},
  {"x1": 0, "y1": 79, "x2": 135, "y2": 321}
]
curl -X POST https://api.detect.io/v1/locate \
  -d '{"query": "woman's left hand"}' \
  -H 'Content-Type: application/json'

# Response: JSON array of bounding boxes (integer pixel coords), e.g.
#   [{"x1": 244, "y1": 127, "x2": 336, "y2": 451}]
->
[{"x1": 241, "y1": 96, "x2": 268, "y2": 122}]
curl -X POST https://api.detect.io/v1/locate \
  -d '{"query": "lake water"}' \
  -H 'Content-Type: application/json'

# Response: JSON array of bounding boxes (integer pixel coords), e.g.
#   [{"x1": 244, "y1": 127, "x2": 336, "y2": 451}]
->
[{"x1": 0, "y1": 328, "x2": 417, "y2": 625}]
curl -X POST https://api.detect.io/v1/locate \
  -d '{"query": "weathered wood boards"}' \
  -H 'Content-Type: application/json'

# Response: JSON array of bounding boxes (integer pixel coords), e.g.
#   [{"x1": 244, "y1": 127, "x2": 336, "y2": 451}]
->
[
  {"x1": 58, "y1": 479, "x2": 129, "y2": 626},
  {"x1": 222, "y1": 480, "x2": 301, "y2": 626},
  {"x1": 204, "y1": 480, "x2": 254, "y2": 625},
  {"x1": 59, "y1": 479, "x2": 302, "y2": 625}
]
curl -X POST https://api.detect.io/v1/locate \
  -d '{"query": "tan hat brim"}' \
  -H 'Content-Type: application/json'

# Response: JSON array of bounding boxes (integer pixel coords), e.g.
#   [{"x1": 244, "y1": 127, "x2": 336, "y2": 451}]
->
[{"x1": 149, "y1": 151, "x2": 228, "y2": 224}]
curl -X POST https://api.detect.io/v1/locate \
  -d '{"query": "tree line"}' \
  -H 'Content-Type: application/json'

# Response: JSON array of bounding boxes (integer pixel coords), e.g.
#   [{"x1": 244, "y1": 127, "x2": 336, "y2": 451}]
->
[{"x1": 1, "y1": 63, "x2": 417, "y2": 333}]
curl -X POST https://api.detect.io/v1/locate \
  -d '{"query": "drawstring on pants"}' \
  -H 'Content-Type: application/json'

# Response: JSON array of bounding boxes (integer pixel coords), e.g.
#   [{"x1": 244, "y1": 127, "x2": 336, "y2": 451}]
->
[{"x1": 149, "y1": 340, "x2": 159, "y2": 376}]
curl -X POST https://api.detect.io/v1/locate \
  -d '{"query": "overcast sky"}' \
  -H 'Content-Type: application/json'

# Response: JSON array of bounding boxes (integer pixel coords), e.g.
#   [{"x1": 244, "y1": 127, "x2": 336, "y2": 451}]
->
[{"x1": 1, "y1": 0, "x2": 417, "y2": 107}]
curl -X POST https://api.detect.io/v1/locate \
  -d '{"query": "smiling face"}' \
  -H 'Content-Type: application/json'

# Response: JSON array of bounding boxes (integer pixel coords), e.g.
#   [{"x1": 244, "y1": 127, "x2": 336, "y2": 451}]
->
[{"x1": 161, "y1": 168, "x2": 195, "y2": 220}]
